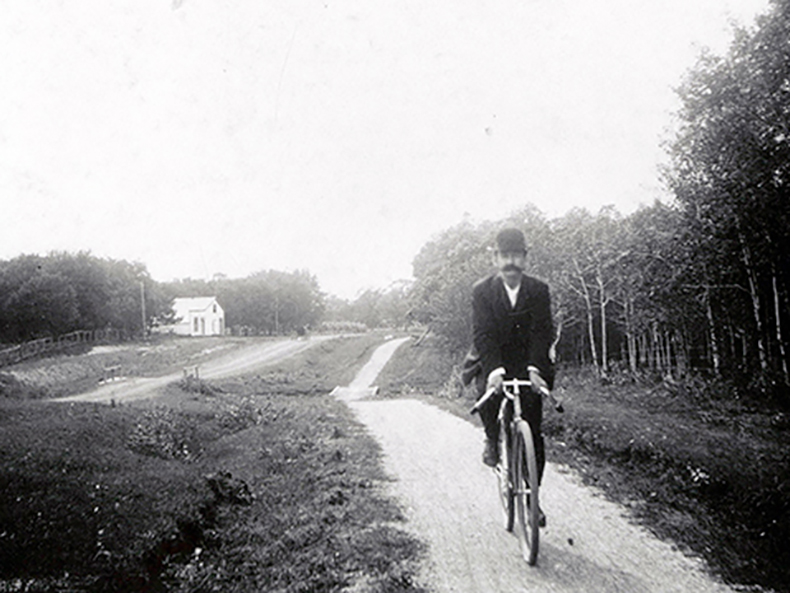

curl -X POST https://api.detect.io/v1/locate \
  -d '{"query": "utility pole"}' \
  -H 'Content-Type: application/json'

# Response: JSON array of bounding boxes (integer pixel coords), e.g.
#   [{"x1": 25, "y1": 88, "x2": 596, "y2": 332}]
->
[
  {"x1": 140, "y1": 281, "x2": 147, "y2": 338},
  {"x1": 274, "y1": 292, "x2": 279, "y2": 335}
]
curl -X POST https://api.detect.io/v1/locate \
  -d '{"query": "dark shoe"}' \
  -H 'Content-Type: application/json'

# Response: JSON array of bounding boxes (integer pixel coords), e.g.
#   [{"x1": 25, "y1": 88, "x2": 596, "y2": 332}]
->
[{"x1": 482, "y1": 439, "x2": 498, "y2": 467}]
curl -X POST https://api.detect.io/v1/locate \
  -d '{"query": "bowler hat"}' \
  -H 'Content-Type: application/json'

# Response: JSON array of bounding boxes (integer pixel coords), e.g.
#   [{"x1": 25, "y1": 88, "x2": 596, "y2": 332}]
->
[{"x1": 495, "y1": 228, "x2": 527, "y2": 253}]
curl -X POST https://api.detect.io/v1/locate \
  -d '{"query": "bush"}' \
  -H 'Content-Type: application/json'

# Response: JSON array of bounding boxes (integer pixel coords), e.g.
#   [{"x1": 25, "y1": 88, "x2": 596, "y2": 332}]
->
[{"x1": 127, "y1": 407, "x2": 201, "y2": 460}]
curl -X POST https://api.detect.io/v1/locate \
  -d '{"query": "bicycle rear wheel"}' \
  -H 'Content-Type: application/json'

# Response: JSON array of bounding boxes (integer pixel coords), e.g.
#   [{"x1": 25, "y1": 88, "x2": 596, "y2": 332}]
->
[
  {"x1": 496, "y1": 418, "x2": 514, "y2": 532},
  {"x1": 513, "y1": 420, "x2": 540, "y2": 565}
]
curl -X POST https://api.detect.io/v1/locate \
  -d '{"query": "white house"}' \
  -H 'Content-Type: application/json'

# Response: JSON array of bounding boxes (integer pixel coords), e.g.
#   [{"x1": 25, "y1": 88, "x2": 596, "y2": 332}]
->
[{"x1": 168, "y1": 297, "x2": 225, "y2": 336}]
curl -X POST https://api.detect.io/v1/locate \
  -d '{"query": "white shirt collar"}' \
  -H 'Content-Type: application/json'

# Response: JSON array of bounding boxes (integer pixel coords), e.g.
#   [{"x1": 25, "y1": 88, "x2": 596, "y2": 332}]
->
[{"x1": 503, "y1": 280, "x2": 521, "y2": 308}]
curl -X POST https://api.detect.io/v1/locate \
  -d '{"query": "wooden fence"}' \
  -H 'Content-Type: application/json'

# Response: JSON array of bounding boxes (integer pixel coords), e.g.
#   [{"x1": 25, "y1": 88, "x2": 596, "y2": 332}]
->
[{"x1": 0, "y1": 329, "x2": 127, "y2": 368}]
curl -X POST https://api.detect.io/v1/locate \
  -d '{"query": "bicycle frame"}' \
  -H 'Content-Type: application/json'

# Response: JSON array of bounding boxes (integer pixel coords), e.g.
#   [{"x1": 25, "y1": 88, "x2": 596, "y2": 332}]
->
[
  {"x1": 498, "y1": 378, "x2": 530, "y2": 418},
  {"x1": 471, "y1": 378, "x2": 562, "y2": 565}
]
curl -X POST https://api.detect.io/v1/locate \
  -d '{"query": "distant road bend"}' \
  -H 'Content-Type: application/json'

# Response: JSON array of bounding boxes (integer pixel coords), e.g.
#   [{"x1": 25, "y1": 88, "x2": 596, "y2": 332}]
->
[{"x1": 53, "y1": 336, "x2": 333, "y2": 404}]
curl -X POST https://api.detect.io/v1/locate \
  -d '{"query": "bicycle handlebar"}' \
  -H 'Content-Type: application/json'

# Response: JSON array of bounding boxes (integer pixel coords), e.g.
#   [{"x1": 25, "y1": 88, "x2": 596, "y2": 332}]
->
[{"x1": 470, "y1": 378, "x2": 564, "y2": 415}]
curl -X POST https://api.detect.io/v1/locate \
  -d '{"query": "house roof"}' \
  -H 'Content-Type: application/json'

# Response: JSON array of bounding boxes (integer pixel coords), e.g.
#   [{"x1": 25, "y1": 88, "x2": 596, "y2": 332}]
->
[{"x1": 172, "y1": 297, "x2": 222, "y2": 318}]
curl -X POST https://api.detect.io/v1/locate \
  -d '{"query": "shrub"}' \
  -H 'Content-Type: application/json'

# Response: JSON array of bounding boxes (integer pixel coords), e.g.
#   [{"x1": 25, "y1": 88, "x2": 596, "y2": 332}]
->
[{"x1": 127, "y1": 408, "x2": 200, "y2": 460}]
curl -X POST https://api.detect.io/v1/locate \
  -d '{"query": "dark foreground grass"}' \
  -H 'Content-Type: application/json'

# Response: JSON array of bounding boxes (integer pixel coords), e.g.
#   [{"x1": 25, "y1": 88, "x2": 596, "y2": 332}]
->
[
  {"x1": 0, "y1": 333, "x2": 427, "y2": 592},
  {"x1": 376, "y1": 336, "x2": 790, "y2": 593}
]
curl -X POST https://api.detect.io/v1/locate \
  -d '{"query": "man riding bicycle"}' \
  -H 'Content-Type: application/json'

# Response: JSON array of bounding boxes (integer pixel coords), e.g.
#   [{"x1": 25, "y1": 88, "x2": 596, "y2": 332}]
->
[{"x1": 470, "y1": 228, "x2": 555, "y2": 521}]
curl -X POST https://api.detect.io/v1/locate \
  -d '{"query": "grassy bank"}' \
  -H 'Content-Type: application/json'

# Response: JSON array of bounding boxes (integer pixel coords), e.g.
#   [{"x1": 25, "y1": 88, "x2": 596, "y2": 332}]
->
[
  {"x1": 0, "y1": 333, "x2": 427, "y2": 592},
  {"x1": 375, "y1": 336, "x2": 790, "y2": 593}
]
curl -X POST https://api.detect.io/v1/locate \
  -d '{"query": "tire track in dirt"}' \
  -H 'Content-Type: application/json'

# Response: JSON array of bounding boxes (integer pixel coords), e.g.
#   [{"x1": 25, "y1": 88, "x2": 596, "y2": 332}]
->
[{"x1": 340, "y1": 339, "x2": 737, "y2": 593}]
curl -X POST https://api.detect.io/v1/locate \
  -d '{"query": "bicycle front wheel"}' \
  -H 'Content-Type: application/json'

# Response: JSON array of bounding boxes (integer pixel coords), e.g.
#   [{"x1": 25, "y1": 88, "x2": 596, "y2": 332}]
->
[
  {"x1": 496, "y1": 418, "x2": 514, "y2": 532},
  {"x1": 513, "y1": 420, "x2": 540, "y2": 565}
]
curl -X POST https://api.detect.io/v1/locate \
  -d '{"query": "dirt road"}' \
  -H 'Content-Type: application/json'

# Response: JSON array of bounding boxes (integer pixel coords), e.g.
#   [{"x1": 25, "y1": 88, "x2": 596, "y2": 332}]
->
[
  {"x1": 53, "y1": 336, "x2": 333, "y2": 404},
  {"x1": 342, "y1": 339, "x2": 737, "y2": 593}
]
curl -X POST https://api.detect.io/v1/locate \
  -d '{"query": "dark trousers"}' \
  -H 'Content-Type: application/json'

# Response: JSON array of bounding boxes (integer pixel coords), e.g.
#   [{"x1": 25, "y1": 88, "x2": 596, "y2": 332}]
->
[{"x1": 477, "y1": 386, "x2": 545, "y2": 484}]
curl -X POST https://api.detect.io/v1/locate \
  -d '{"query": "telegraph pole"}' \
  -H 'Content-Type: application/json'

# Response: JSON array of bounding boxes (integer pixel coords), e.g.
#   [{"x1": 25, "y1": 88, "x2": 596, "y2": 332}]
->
[
  {"x1": 274, "y1": 292, "x2": 279, "y2": 335},
  {"x1": 140, "y1": 281, "x2": 147, "y2": 338}
]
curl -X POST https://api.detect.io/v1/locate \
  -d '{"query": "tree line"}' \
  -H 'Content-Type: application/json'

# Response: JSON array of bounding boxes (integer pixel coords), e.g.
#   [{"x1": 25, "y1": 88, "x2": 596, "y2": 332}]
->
[
  {"x1": 3, "y1": 2, "x2": 788, "y2": 401},
  {"x1": 407, "y1": 1, "x2": 790, "y2": 400},
  {"x1": 164, "y1": 270, "x2": 324, "y2": 335},
  {"x1": 0, "y1": 252, "x2": 326, "y2": 344}
]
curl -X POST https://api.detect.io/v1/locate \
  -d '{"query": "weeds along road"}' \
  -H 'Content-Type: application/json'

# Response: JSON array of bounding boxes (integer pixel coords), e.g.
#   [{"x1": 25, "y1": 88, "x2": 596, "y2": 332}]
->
[
  {"x1": 53, "y1": 336, "x2": 335, "y2": 404},
  {"x1": 343, "y1": 339, "x2": 738, "y2": 593}
]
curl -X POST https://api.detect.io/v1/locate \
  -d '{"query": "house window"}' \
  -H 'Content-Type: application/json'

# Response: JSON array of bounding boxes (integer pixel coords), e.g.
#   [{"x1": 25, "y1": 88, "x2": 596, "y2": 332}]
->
[
  {"x1": 213, "y1": 304, "x2": 217, "y2": 313},
  {"x1": 194, "y1": 318, "x2": 199, "y2": 333}
]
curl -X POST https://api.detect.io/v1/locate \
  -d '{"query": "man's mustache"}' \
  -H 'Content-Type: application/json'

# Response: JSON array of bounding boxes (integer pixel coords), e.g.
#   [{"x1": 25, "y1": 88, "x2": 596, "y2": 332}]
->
[{"x1": 502, "y1": 264, "x2": 523, "y2": 273}]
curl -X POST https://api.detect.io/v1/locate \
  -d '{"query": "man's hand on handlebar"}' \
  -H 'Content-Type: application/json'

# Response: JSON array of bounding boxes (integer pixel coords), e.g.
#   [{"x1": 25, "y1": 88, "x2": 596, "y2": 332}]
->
[
  {"x1": 486, "y1": 369, "x2": 504, "y2": 393},
  {"x1": 528, "y1": 368, "x2": 548, "y2": 395}
]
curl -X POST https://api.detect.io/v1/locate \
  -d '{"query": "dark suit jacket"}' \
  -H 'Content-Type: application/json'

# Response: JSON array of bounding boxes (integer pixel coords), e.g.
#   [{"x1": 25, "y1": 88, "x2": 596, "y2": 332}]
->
[{"x1": 472, "y1": 273, "x2": 554, "y2": 391}]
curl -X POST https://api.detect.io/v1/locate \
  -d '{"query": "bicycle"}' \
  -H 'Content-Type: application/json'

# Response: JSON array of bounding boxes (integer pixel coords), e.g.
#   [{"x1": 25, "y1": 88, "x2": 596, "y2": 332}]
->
[{"x1": 471, "y1": 378, "x2": 563, "y2": 565}]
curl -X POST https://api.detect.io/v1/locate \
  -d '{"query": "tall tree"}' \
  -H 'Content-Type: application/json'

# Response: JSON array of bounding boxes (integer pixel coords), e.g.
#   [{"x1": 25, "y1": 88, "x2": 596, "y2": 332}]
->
[{"x1": 409, "y1": 218, "x2": 496, "y2": 355}]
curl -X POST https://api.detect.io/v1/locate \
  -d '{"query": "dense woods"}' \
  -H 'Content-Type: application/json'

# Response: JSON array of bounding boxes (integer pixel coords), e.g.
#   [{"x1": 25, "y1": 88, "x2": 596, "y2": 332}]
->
[
  {"x1": 0, "y1": 252, "x2": 170, "y2": 343},
  {"x1": 408, "y1": 1, "x2": 790, "y2": 402},
  {"x1": 666, "y1": 0, "x2": 790, "y2": 388}
]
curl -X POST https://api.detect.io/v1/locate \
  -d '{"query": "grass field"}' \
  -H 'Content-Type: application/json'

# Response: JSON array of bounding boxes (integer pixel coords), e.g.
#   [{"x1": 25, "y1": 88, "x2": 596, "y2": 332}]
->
[
  {"x1": 4, "y1": 331, "x2": 788, "y2": 592},
  {"x1": 375, "y1": 336, "x2": 790, "y2": 593},
  {"x1": 0, "y1": 333, "x2": 427, "y2": 592}
]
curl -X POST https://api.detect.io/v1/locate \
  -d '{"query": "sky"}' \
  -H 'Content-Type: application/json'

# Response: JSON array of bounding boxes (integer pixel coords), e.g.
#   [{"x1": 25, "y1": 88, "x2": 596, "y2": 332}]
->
[{"x1": 0, "y1": 0, "x2": 772, "y2": 299}]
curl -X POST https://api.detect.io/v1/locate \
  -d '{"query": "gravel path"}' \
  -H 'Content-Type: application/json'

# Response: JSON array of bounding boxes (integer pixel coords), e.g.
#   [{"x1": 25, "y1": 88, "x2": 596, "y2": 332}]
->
[{"x1": 342, "y1": 339, "x2": 736, "y2": 593}]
